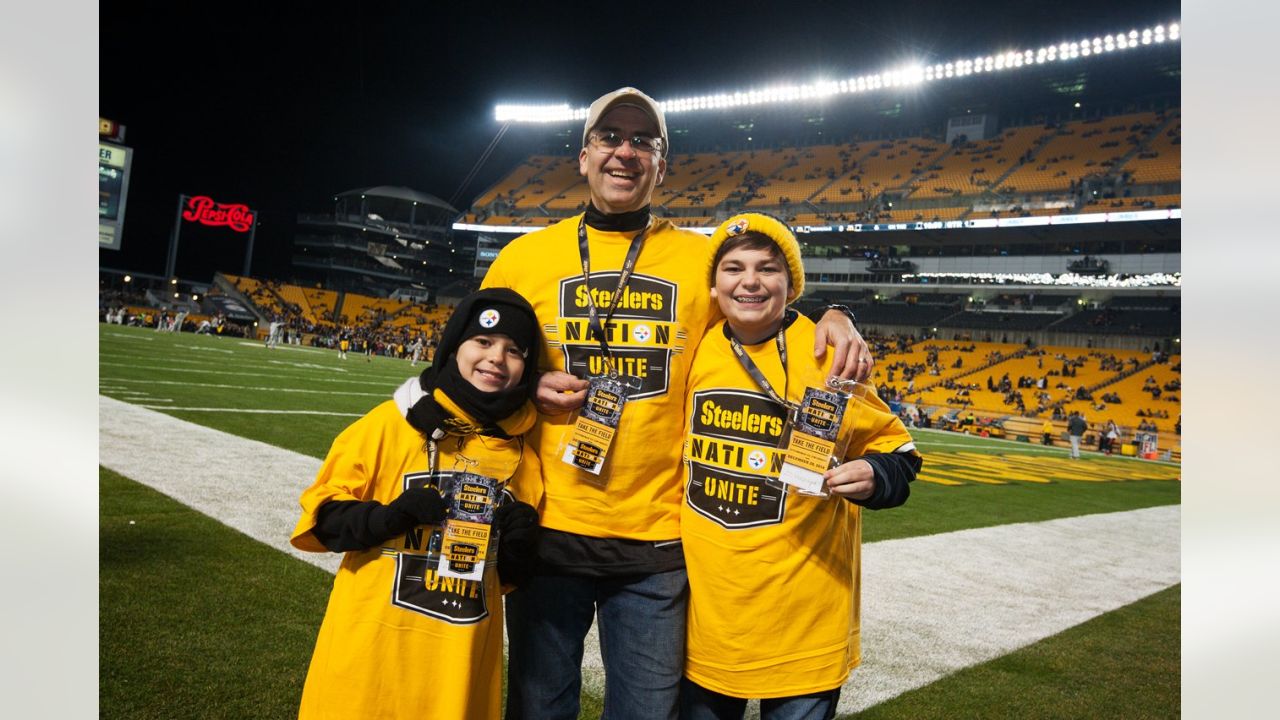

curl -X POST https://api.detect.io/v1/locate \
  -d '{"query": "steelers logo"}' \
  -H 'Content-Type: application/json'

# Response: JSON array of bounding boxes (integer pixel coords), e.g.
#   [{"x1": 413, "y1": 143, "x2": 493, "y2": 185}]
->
[
  {"x1": 632, "y1": 323, "x2": 652, "y2": 342},
  {"x1": 726, "y1": 217, "x2": 750, "y2": 236},
  {"x1": 478, "y1": 309, "x2": 500, "y2": 328},
  {"x1": 747, "y1": 450, "x2": 767, "y2": 470}
]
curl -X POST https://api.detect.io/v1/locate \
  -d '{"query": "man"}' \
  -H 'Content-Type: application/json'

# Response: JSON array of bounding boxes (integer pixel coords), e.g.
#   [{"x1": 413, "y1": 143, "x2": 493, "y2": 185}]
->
[
  {"x1": 1067, "y1": 410, "x2": 1087, "y2": 459},
  {"x1": 482, "y1": 87, "x2": 873, "y2": 720}
]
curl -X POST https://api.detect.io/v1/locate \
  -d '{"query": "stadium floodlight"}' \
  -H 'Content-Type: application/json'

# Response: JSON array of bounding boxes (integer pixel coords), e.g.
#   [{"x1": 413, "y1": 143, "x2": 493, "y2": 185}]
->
[
  {"x1": 494, "y1": 20, "x2": 1180, "y2": 122},
  {"x1": 494, "y1": 103, "x2": 580, "y2": 123}
]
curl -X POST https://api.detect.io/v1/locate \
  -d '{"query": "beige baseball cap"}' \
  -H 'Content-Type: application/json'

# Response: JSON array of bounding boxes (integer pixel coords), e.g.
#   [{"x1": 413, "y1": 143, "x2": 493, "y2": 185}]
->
[{"x1": 582, "y1": 87, "x2": 668, "y2": 154}]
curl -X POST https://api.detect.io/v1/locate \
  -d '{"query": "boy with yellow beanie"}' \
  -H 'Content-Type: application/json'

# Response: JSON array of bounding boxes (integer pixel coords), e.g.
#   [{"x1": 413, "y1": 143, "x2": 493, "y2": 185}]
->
[{"x1": 679, "y1": 213, "x2": 922, "y2": 718}]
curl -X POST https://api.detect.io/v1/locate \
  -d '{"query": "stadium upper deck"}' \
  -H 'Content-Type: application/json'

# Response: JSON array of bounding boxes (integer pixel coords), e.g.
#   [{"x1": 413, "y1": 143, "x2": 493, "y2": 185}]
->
[{"x1": 460, "y1": 107, "x2": 1179, "y2": 232}]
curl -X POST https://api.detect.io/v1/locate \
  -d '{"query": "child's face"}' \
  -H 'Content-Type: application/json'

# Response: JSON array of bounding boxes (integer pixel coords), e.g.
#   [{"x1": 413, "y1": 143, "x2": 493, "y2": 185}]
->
[
  {"x1": 711, "y1": 245, "x2": 789, "y2": 343},
  {"x1": 456, "y1": 334, "x2": 526, "y2": 392}
]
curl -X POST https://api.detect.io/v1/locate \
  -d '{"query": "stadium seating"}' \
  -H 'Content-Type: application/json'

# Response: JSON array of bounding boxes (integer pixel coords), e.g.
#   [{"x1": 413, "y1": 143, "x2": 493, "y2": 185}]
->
[
  {"x1": 660, "y1": 151, "x2": 748, "y2": 209},
  {"x1": 997, "y1": 112, "x2": 1159, "y2": 195},
  {"x1": 1119, "y1": 112, "x2": 1181, "y2": 186},
  {"x1": 744, "y1": 145, "x2": 848, "y2": 207},
  {"x1": 472, "y1": 155, "x2": 561, "y2": 209},
  {"x1": 907, "y1": 125, "x2": 1047, "y2": 200}
]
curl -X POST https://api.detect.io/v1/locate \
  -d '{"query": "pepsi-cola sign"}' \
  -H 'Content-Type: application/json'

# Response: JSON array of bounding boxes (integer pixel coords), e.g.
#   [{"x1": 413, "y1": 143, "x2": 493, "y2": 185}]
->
[{"x1": 182, "y1": 195, "x2": 256, "y2": 232}]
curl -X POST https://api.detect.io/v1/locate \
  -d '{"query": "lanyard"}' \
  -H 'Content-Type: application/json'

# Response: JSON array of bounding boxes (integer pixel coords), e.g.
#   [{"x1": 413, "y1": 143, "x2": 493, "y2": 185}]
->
[
  {"x1": 727, "y1": 311, "x2": 798, "y2": 415},
  {"x1": 576, "y1": 214, "x2": 649, "y2": 377}
]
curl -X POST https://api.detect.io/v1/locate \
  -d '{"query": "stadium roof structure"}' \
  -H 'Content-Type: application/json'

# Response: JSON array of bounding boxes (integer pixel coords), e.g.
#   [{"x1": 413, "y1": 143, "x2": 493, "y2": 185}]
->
[
  {"x1": 336, "y1": 186, "x2": 456, "y2": 214},
  {"x1": 495, "y1": 22, "x2": 1180, "y2": 125}
]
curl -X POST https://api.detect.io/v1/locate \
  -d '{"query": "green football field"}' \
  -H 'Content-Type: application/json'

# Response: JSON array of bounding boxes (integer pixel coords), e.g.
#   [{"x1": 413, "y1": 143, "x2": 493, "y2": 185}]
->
[{"x1": 98, "y1": 323, "x2": 1180, "y2": 718}]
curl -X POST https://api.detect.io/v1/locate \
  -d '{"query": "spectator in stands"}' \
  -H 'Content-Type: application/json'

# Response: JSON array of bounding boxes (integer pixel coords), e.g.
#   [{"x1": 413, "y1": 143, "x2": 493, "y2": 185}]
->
[
  {"x1": 678, "y1": 212, "x2": 920, "y2": 719},
  {"x1": 288, "y1": 288, "x2": 545, "y2": 720},
  {"x1": 480, "y1": 87, "x2": 873, "y2": 720},
  {"x1": 1067, "y1": 411, "x2": 1088, "y2": 459}
]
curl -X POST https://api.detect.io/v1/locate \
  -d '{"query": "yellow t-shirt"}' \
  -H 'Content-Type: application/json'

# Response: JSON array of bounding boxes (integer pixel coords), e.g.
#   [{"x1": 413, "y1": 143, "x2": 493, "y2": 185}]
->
[
  {"x1": 290, "y1": 400, "x2": 540, "y2": 720},
  {"x1": 682, "y1": 317, "x2": 917, "y2": 698},
  {"x1": 482, "y1": 215, "x2": 715, "y2": 540}
]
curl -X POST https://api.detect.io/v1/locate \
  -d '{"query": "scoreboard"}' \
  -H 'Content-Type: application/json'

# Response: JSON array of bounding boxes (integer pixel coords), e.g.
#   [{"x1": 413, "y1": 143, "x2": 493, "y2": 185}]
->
[{"x1": 99, "y1": 118, "x2": 131, "y2": 250}]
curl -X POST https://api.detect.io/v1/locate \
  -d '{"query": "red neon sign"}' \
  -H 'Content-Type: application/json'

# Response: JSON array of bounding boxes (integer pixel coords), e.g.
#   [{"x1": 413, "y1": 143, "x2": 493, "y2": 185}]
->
[{"x1": 182, "y1": 195, "x2": 256, "y2": 232}]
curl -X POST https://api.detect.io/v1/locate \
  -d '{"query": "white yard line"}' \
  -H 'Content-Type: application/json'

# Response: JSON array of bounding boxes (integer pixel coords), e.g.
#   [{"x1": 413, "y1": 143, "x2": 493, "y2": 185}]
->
[
  {"x1": 234, "y1": 342, "x2": 330, "y2": 354},
  {"x1": 99, "y1": 361, "x2": 395, "y2": 386},
  {"x1": 98, "y1": 396, "x2": 1179, "y2": 714},
  {"x1": 101, "y1": 378, "x2": 385, "y2": 397},
  {"x1": 137, "y1": 406, "x2": 363, "y2": 416}
]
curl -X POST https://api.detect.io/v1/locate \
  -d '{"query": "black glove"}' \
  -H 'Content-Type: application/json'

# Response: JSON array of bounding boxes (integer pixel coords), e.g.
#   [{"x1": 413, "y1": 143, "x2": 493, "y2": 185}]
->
[
  {"x1": 376, "y1": 487, "x2": 447, "y2": 537},
  {"x1": 494, "y1": 501, "x2": 540, "y2": 588}
]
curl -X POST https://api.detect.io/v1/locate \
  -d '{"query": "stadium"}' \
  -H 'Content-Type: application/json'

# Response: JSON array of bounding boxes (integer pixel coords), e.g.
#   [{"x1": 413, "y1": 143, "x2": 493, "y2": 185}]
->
[{"x1": 98, "y1": 9, "x2": 1181, "y2": 720}]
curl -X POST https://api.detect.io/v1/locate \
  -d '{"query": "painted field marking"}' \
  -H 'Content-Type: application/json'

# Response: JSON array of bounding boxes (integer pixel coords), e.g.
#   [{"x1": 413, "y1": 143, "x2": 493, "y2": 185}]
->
[
  {"x1": 912, "y1": 428, "x2": 1181, "y2": 468},
  {"x1": 101, "y1": 377, "x2": 386, "y2": 398},
  {"x1": 174, "y1": 344, "x2": 234, "y2": 353},
  {"x1": 99, "y1": 361, "x2": 395, "y2": 387},
  {"x1": 235, "y1": 342, "x2": 329, "y2": 355},
  {"x1": 142, "y1": 406, "x2": 362, "y2": 416},
  {"x1": 266, "y1": 359, "x2": 351, "y2": 372},
  {"x1": 917, "y1": 450, "x2": 1179, "y2": 487}
]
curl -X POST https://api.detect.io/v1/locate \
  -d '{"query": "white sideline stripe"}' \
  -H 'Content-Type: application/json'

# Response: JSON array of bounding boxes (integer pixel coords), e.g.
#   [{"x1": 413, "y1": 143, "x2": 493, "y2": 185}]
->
[
  {"x1": 100, "y1": 395, "x2": 339, "y2": 573},
  {"x1": 98, "y1": 396, "x2": 1179, "y2": 713},
  {"x1": 841, "y1": 504, "x2": 1178, "y2": 713}
]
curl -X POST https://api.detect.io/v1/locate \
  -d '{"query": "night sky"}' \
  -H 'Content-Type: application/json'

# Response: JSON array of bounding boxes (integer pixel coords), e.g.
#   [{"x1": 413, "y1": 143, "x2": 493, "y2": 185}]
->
[{"x1": 99, "y1": 0, "x2": 1178, "y2": 281}]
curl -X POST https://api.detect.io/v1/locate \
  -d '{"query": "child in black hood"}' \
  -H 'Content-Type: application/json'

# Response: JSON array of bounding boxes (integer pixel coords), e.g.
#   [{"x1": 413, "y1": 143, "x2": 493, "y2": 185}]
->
[{"x1": 289, "y1": 287, "x2": 544, "y2": 719}]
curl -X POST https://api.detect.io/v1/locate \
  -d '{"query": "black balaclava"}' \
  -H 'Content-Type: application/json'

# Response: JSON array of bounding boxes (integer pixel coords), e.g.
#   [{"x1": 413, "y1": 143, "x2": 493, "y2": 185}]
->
[{"x1": 407, "y1": 288, "x2": 540, "y2": 439}]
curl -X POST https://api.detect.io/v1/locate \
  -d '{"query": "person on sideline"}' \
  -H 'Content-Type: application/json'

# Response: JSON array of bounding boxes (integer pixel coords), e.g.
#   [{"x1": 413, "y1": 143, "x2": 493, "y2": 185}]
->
[{"x1": 1067, "y1": 411, "x2": 1087, "y2": 459}]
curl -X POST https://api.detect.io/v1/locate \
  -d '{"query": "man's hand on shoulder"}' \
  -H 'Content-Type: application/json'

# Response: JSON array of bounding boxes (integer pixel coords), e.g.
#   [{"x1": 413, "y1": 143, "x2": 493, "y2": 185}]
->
[
  {"x1": 814, "y1": 309, "x2": 874, "y2": 382},
  {"x1": 535, "y1": 370, "x2": 589, "y2": 414}
]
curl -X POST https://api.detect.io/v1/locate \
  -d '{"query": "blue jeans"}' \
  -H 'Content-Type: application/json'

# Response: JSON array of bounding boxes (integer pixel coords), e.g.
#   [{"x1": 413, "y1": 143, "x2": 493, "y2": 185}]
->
[
  {"x1": 679, "y1": 678, "x2": 840, "y2": 720},
  {"x1": 505, "y1": 568, "x2": 689, "y2": 720}
]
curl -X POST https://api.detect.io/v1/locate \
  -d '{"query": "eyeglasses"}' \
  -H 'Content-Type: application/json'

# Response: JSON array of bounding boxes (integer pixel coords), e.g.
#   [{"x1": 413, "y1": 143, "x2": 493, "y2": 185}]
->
[{"x1": 588, "y1": 130, "x2": 665, "y2": 156}]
